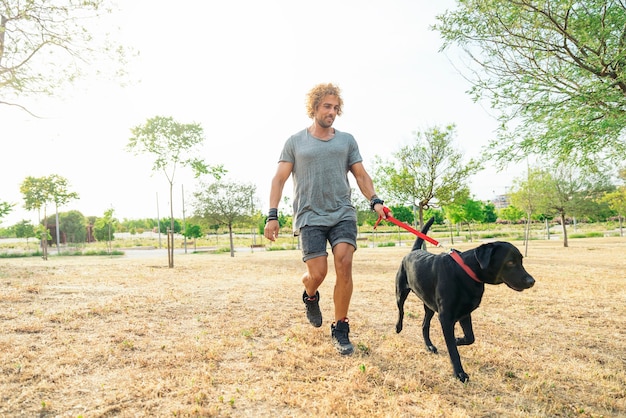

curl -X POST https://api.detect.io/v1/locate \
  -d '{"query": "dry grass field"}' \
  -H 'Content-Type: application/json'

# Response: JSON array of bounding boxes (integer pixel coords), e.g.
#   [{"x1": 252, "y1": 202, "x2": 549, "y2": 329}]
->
[{"x1": 1, "y1": 237, "x2": 625, "y2": 417}]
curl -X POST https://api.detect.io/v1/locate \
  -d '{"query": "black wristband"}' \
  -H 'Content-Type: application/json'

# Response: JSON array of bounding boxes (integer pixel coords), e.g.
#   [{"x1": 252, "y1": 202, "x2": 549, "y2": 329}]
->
[
  {"x1": 267, "y1": 208, "x2": 278, "y2": 222},
  {"x1": 370, "y1": 197, "x2": 384, "y2": 211}
]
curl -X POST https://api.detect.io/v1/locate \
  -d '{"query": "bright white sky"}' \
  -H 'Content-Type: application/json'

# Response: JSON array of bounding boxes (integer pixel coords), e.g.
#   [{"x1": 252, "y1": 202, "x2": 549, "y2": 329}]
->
[{"x1": 1, "y1": 0, "x2": 524, "y2": 227}]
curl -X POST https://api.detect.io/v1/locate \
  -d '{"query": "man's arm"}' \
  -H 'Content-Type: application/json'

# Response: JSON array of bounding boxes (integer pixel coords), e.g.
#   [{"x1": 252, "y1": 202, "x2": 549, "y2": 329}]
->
[
  {"x1": 264, "y1": 161, "x2": 293, "y2": 241},
  {"x1": 350, "y1": 162, "x2": 388, "y2": 218}
]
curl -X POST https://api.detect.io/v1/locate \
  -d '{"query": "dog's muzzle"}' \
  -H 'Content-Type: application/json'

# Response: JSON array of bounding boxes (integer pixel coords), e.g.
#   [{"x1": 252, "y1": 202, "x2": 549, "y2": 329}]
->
[{"x1": 505, "y1": 275, "x2": 535, "y2": 291}]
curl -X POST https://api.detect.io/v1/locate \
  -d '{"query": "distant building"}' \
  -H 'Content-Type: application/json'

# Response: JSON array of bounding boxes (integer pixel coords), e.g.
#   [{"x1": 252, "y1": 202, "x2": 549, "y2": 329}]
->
[{"x1": 491, "y1": 194, "x2": 509, "y2": 209}]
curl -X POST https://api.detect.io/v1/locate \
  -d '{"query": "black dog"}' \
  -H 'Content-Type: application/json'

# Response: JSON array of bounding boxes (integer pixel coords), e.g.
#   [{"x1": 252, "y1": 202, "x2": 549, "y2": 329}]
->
[{"x1": 395, "y1": 217, "x2": 535, "y2": 382}]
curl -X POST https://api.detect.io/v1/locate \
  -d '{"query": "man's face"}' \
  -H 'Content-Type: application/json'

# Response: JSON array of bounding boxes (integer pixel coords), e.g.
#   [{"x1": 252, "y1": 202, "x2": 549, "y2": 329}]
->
[{"x1": 314, "y1": 95, "x2": 340, "y2": 128}]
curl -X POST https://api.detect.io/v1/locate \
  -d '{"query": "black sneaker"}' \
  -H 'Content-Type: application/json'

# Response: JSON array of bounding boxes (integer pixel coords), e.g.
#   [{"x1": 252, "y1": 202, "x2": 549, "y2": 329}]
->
[
  {"x1": 331, "y1": 319, "x2": 354, "y2": 355},
  {"x1": 302, "y1": 290, "x2": 322, "y2": 327}
]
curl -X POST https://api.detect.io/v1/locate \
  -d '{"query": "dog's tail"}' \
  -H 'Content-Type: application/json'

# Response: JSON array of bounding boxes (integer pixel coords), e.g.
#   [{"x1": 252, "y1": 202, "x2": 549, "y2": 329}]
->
[{"x1": 411, "y1": 216, "x2": 435, "y2": 251}]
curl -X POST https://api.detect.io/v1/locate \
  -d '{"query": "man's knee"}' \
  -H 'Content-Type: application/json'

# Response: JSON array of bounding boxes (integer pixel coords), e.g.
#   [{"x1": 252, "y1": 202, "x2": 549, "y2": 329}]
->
[
  {"x1": 333, "y1": 243, "x2": 354, "y2": 267},
  {"x1": 305, "y1": 256, "x2": 328, "y2": 282}
]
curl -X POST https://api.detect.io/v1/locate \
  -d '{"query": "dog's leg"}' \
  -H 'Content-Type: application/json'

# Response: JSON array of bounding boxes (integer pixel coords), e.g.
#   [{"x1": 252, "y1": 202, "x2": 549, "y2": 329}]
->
[
  {"x1": 456, "y1": 315, "x2": 475, "y2": 346},
  {"x1": 395, "y1": 288, "x2": 410, "y2": 333},
  {"x1": 395, "y1": 266, "x2": 410, "y2": 333},
  {"x1": 439, "y1": 313, "x2": 469, "y2": 383},
  {"x1": 422, "y1": 305, "x2": 437, "y2": 353}
]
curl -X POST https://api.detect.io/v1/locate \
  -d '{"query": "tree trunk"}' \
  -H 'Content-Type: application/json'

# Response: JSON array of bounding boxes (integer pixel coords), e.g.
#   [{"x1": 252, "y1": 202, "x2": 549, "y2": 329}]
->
[
  {"x1": 524, "y1": 212, "x2": 532, "y2": 257},
  {"x1": 448, "y1": 222, "x2": 454, "y2": 245},
  {"x1": 0, "y1": 15, "x2": 7, "y2": 66},
  {"x1": 168, "y1": 182, "x2": 175, "y2": 268},
  {"x1": 560, "y1": 211, "x2": 569, "y2": 248},
  {"x1": 182, "y1": 184, "x2": 187, "y2": 254},
  {"x1": 41, "y1": 205, "x2": 48, "y2": 260},
  {"x1": 418, "y1": 205, "x2": 425, "y2": 229},
  {"x1": 229, "y1": 223, "x2": 235, "y2": 257},
  {"x1": 55, "y1": 204, "x2": 61, "y2": 255}
]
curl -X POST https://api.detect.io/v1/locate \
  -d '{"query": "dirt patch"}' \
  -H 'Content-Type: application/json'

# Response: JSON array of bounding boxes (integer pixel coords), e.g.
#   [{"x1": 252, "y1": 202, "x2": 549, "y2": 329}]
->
[{"x1": 1, "y1": 238, "x2": 625, "y2": 417}]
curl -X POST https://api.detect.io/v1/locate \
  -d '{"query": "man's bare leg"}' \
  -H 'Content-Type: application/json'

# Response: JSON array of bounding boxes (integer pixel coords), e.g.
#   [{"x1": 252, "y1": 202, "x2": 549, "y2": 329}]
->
[{"x1": 332, "y1": 243, "x2": 354, "y2": 321}]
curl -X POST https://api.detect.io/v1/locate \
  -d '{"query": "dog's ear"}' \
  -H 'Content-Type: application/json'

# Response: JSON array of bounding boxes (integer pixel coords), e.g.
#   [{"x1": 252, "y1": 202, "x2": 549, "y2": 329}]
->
[{"x1": 474, "y1": 243, "x2": 494, "y2": 270}]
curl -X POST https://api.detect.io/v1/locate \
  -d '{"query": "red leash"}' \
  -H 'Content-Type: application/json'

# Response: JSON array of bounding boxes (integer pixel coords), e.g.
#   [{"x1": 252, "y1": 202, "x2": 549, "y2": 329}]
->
[
  {"x1": 374, "y1": 206, "x2": 441, "y2": 247},
  {"x1": 374, "y1": 206, "x2": 482, "y2": 283}
]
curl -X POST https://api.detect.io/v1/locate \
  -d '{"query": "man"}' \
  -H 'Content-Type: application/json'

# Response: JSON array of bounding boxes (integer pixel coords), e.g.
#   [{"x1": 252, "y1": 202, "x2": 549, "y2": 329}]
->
[{"x1": 264, "y1": 83, "x2": 387, "y2": 355}]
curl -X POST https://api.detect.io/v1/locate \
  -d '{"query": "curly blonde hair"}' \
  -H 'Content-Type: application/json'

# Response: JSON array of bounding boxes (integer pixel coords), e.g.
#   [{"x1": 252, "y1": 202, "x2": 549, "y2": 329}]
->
[{"x1": 305, "y1": 83, "x2": 343, "y2": 119}]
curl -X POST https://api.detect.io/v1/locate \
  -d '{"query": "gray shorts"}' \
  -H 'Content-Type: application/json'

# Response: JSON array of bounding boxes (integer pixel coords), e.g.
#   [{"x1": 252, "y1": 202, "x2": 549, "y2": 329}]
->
[{"x1": 299, "y1": 219, "x2": 358, "y2": 262}]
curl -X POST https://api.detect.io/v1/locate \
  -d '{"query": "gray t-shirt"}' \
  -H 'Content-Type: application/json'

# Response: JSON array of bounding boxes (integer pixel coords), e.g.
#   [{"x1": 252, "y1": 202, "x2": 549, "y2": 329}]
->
[{"x1": 279, "y1": 128, "x2": 363, "y2": 233}]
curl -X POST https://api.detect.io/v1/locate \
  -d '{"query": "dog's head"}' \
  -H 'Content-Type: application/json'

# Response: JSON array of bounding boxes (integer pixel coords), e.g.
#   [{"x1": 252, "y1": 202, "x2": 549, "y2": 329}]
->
[{"x1": 474, "y1": 242, "x2": 535, "y2": 291}]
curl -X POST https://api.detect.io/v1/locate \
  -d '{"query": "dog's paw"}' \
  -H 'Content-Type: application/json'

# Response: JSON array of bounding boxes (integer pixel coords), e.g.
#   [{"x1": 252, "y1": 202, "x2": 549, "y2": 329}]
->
[
  {"x1": 455, "y1": 336, "x2": 475, "y2": 346},
  {"x1": 456, "y1": 371, "x2": 469, "y2": 383},
  {"x1": 395, "y1": 324, "x2": 402, "y2": 333},
  {"x1": 426, "y1": 344, "x2": 437, "y2": 354}
]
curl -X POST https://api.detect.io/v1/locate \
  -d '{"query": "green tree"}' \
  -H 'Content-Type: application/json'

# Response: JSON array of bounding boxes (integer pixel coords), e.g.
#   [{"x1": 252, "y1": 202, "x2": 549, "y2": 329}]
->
[
  {"x1": 34, "y1": 224, "x2": 51, "y2": 258},
  {"x1": 192, "y1": 180, "x2": 256, "y2": 258},
  {"x1": 43, "y1": 210, "x2": 87, "y2": 243},
  {"x1": 389, "y1": 205, "x2": 414, "y2": 225},
  {"x1": 515, "y1": 162, "x2": 612, "y2": 247},
  {"x1": 482, "y1": 201, "x2": 497, "y2": 223},
  {"x1": 14, "y1": 220, "x2": 35, "y2": 244},
  {"x1": 274, "y1": 213, "x2": 290, "y2": 229},
  {"x1": 510, "y1": 168, "x2": 545, "y2": 242},
  {"x1": 0, "y1": 201, "x2": 13, "y2": 222},
  {"x1": 20, "y1": 176, "x2": 53, "y2": 259},
  {"x1": 498, "y1": 205, "x2": 525, "y2": 224},
  {"x1": 93, "y1": 209, "x2": 118, "y2": 253},
  {"x1": 248, "y1": 210, "x2": 265, "y2": 246},
  {"x1": 20, "y1": 176, "x2": 49, "y2": 223},
  {"x1": 51, "y1": 210, "x2": 87, "y2": 244},
  {"x1": 442, "y1": 188, "x2": 468, "y2": 243},
  {"x1": 159, "y1": 218, "x2": 182, "y2": 234},
  {"x1": 183, "y1": 223, "x2": 204, "y2": 251},
  {"x1": 446, "y1": 198, "x2": 484, "y2": 242},
  {"x1": 601, "y1": 188, "x2": 626, "y2": 236},
  {"x1": 373, "y1": 124, "x2": 479, "y2": 228},
  {"x1": 127, "y1": 115, "x2": 225, "y2": 267},
  {"x1": 435, "y1": 1, "x2": 626, "y2": 167},
  {"x1": 424, "y1": 208, "x2": 445, "y2": 225},
  {"x1": 0, "y1": 1, "x2": 130, "y2": 112},
  {"x1": 46, "y1": 174, "x2": 79, "y2": 253}
]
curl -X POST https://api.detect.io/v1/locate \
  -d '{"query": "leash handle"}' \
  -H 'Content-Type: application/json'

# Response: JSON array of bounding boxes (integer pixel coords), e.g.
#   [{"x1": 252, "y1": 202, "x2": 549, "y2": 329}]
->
[
  {"x1": 374, "y1": 206, "x2": 441, "y2": 247},
  {"x1": 373, "y1": 206, "x2": 389, "y2": 229}
]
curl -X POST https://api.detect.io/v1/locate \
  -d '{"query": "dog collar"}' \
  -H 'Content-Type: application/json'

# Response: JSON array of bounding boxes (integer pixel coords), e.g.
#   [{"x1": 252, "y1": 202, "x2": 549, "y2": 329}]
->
[{"x1": 449, "y1": 250, "x2": 482, "y2": 283}]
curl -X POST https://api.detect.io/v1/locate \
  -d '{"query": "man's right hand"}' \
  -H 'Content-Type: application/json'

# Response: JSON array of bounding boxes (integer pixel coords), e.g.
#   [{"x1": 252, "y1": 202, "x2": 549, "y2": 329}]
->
[{"x1": 264, "y1": 220, "x2": 279, "y2": 242}]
